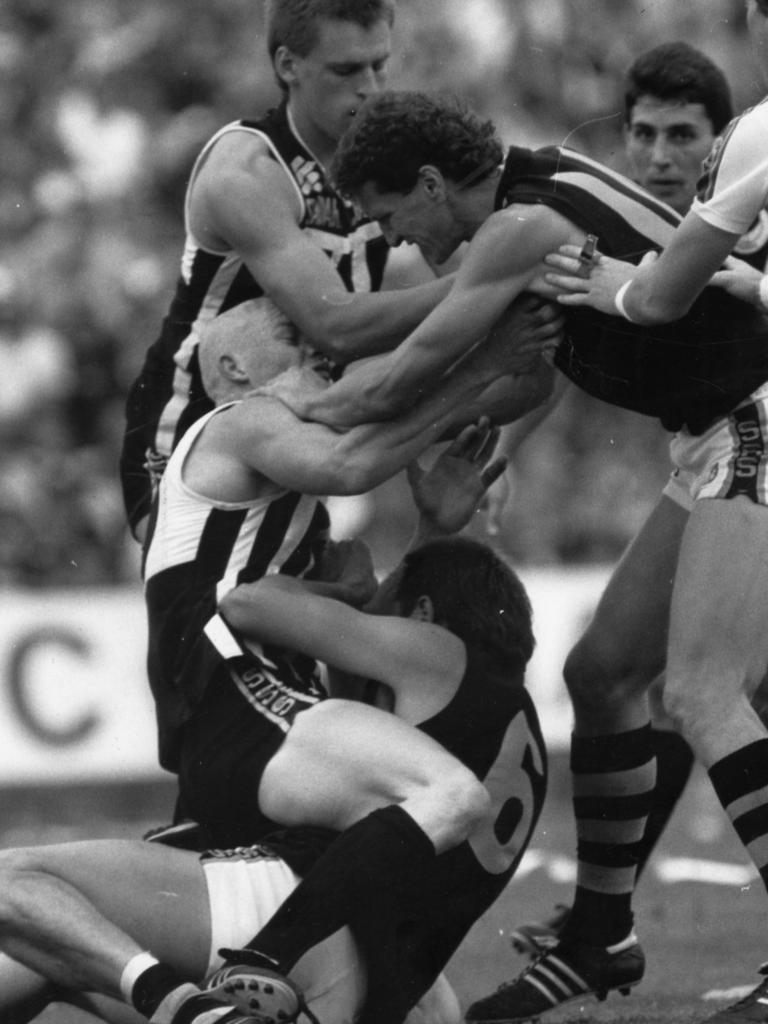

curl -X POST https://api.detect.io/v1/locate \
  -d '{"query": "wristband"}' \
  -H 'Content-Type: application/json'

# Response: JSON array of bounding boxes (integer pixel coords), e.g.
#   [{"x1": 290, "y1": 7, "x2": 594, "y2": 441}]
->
[
  {"x1": 614, "y1": 279, "x2": 638, "y2": 323},
  {"x1": 758, "y1": 274, "x2": 768, "y2": 312}
]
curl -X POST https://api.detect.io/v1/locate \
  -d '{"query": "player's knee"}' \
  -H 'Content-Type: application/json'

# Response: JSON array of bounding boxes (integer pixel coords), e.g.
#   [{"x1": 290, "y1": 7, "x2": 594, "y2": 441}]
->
[
  {"x1": 564, "y1": 636, "x2": 657, "y2": 712},
  {"x1": 434, "y1": 767, "x2": 491, "y2": 847},
  {"x1": 662, "y1": 673, "x2": 727, "y2": 742}
]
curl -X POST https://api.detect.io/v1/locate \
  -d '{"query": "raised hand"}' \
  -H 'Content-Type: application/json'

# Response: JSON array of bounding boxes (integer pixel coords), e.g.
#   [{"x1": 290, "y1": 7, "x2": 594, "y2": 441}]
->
[{"x1": 407, "y1": 418, "x2": 508, "y2": 536}]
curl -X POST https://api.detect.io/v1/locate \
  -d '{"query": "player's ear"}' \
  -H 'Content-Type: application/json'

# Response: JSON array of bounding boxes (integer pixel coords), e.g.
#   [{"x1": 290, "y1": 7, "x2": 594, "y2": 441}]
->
[
  {"x1": 418, "y1": 166, "x2": 445, "y2": 201},
  {"x1": 273, "y1": 46, "x2": 297, "y2": 88},
  {"x1": 219, "y1": 354, "x2": 249, "y2": 383},
  {"x1": 412, "y1": 595, "x2": 435, "y2": 622}
]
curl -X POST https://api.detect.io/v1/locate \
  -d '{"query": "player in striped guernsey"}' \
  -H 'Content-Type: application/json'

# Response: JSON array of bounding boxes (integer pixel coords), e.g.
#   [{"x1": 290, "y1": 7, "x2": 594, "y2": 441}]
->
[
  {"x1": 0, "y1": 398, "x2": 544, "y2": 1024},
  {"x1": 261, "y1": 89, "x2": 768, "y2": 1023},
  {"x1": 143, "y1": 294, "x2": 558, "y2": 841},
  {"x1": 120, "y1": 0, "x2": 456, "y2": 545}
]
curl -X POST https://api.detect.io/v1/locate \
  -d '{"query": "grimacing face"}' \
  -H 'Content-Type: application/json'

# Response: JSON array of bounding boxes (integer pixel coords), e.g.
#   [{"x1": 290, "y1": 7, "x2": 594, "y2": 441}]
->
[
  {"x1": 624, "y1": 96, "x2": 716, "y2": 215},
  {"x1": 357, "y1": 175, "x2": 465, "y2": 266}
]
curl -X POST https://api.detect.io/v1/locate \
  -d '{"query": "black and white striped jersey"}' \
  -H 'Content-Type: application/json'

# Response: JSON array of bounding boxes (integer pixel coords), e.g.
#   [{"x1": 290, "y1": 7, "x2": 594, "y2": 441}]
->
[
  {"x1": 143, "y1": 405, "x2": 330, "y2": 770},
  {"x1": 498, "y1": 145, "x2": 768, "y2": 434},
  {"x1": 121, "y1": 100, "x2": 388, "y2": 532}
]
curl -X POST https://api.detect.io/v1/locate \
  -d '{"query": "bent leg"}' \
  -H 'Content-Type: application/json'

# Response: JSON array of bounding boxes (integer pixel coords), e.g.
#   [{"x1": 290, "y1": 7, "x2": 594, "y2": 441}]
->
[
  {"x1": 664, "y1": 496, "x2": 768, "y2": 760},
  {"x1": 664, "y1": 497, "x2": 768, "y2": 893},
  {"x1": 228, "y1": 700, "x2": 490, "y2": 1007},
  {"x1": 259, "y1": 698, "x2": 490, "y2": 851},
  {"x1": 560, "y1": 496, "x2": 688, "y2": 945},
  {"x1": 0, "y1": 840, "x2": 210, "y2": 1002},
  {"x1": 565, "y1": 495, "x2": 688, "y2": 734}
]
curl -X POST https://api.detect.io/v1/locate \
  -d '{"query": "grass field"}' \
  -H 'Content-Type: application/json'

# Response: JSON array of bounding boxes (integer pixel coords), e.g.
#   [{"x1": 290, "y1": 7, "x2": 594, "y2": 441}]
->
[{"x1": 6, "y1": 753, "x2": 765, "y2": 1024}]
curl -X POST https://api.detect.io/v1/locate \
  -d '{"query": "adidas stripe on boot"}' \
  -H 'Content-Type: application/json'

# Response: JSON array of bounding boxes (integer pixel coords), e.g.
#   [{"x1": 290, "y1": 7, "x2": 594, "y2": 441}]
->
[{"x1": 465, "y1": 933, "x2": 645, "y2": 1023}]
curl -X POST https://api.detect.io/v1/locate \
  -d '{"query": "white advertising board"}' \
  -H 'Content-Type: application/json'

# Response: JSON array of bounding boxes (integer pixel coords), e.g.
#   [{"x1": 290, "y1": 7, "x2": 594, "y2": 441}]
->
[{"x1": 0, "y1": 568, "x2": 610, "y2": 784}]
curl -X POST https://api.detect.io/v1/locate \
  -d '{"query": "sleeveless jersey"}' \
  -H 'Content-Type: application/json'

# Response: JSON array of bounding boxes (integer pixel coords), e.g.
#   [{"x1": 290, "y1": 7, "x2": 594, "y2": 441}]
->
[
  {"x1": 120, "y1": 101, "x2": 388, "y2": 532},
  {"x1": 497, "y1": 146, "x2": 768, "y2": 434},
  {"x1": 143, "y1": 404, "x2": 330, "y2": 770},
  {"x1": 695, "y1": 97, "x2": 768, "y2": 235}
]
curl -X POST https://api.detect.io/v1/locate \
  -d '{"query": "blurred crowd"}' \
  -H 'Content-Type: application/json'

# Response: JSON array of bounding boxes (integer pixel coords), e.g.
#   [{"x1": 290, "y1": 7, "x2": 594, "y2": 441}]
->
[{"x1": 0, "y1": 0, "x2": 759, "y2": 586}]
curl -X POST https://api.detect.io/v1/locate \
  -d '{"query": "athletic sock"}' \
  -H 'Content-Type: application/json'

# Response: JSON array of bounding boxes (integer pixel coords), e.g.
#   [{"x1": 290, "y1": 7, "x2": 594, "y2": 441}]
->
[
  {"x1": 560, "y1": 723, "x2": 655, "y2": 947},
  {"x1": 635, "y1": 727, "x2": 695, "y2": 880},
  {"x1": 127, "y1": 960, "x2": 186, "y2": 1018},
  {"x1": 242, "y1": 804, "x2": 436, "y2": 972},
  {"x1": 709, "y1": 738, "x2": 768, "y2": 890}
]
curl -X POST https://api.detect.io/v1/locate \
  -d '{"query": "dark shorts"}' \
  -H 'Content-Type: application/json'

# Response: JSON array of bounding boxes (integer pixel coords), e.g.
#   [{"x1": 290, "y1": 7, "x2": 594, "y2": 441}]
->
[{"x1": 177, "y1": 651, "x2": 325, "y2": 848}]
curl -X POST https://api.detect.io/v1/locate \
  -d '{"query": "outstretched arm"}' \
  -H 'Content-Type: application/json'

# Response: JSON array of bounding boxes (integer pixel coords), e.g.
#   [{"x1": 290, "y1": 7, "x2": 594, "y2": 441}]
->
[
  {"x1": 544, "y1": 210, "x2": 741, "y2": 325},
  {"x1": 259, "y1": 206, "x2": 573, "y2": 427},
  {"x1": 220, "y1": 421, "x2": 507, "y2": 707},
  {"x1": 193, "y1": 131, "x2": 453, "y2": 363},
  {"x1": 224, "y1": 295, "x2": 560, "y2": 498}
]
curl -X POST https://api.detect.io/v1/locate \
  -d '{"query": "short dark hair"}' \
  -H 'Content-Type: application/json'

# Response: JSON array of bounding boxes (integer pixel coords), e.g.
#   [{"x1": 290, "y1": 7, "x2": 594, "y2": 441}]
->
[
  {"x1": 624, "y1": 42, "x2": 732, "y2": 134},
  {"x1": 332, "y1": 90, "x2": 503, "y2": 198},
  {"x1": 395, "y1": 537, "x2": 535, "y2": 674},
  {"x1": 265, "y1": 0, "x2": 395, "y2": 62}
]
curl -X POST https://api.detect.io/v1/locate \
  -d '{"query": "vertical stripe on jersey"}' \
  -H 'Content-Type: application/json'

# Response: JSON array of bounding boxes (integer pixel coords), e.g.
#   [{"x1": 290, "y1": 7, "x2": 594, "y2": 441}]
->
[
  {"x1": 239, "y1": 492, "x2": 304, "y2": 583},
  {"x1": 280, "y1": 501, "x2": 331, "y2": 578},
  {"x1": 196, "y1": 507, "x2": 249, "y2": 580}
]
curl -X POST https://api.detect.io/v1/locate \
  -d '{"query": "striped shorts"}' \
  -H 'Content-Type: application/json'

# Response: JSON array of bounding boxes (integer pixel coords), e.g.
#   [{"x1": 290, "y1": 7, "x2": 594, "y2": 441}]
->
[{"x1": 664, "y1": 381, "x2": 768, "y2": 510}]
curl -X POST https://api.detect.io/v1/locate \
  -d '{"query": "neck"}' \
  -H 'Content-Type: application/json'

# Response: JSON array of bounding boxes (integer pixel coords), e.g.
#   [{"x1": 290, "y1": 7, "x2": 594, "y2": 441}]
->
[
  {"x1": 286, "y1": 102, "x2": 336, "y2": 172},
  {"x1": 456, "y1": 171, "x2": 502, "y2": 239}
]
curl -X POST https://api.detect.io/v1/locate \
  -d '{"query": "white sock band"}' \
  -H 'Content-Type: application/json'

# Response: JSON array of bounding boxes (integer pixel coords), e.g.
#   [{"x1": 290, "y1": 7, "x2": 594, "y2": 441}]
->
[{"x1": 119, "y1": 951, "x2": 160, "y2": 1004}]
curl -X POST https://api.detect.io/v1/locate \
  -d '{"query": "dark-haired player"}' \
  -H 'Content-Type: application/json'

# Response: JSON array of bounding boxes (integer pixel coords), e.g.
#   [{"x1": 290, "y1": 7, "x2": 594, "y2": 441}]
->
[{"x1": 256, "y1": 86, "x2": 768, "y2": 1022}]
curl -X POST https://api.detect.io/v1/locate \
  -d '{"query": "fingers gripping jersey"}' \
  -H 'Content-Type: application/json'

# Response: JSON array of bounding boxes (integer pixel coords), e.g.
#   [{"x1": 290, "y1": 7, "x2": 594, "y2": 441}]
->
[
  {"x1": 498, "y1": 145, "x2": 768, "y2": 434},
  {"x1": 120, "y1": 101, "x2": 388, "y2": 533}
]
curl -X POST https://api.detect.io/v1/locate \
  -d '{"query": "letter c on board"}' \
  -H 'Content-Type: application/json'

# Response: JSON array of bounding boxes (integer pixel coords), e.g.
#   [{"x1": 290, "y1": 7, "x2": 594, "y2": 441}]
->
[{"x1": 8, "y1": 628, "x2": 99, "y2": 746}]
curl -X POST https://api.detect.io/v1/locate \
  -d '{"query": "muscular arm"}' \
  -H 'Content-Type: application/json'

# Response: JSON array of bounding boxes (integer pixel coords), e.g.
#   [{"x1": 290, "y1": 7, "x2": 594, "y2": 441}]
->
[
  {"x1": 192, "y1": 132, "x2": 453, "y2": 362},
  {"x1": 219, "y1": 575, "x2": 464, "y2": 721},
  {"x1": 279, "y1": 205, "x2": 575, "y2": 426},
  {"x1": 216, "y1": 339, "x2": 521, "y2": 495}
]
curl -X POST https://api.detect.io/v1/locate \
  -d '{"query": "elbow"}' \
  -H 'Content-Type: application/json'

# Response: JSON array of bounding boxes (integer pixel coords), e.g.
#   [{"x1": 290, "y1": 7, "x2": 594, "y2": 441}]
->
[
  {"x1": 632, "y1": 292, "x2": 690, "y2": 326},
  {"x1": 306, "y1": 312, "x2": 362, "y2": 364},
  {"x1": 325, "y1": 446, "x2": 381, "y2": 494}
]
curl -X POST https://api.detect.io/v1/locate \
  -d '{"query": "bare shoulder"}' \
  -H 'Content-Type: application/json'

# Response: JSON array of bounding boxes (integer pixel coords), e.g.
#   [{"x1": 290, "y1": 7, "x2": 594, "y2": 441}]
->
[
  {"x1": 183, "y1": 401, "x2": 279, "y2": 498},
  {"x1": 489, "y1": 203, "x2": 577, "y2": 248},
  {"x1": 190, "y1": 129, "x2": 301, "y2": 248},
  {"x1": 383, "y1": 620, "x2": 467, "y2": 722}
]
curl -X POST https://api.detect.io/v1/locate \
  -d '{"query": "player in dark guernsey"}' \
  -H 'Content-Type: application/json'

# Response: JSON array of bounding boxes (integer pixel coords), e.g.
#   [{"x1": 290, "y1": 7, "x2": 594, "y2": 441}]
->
[
  {"x1": 258, "y1": 90, "x2": 768, "y2": 1023},
  {"x1": 0, "y1": 435, "x2": 545, "y2": 1024},
  {"x1": 120, "y1": 0, "x2": 455, "y2": 544},
  {"x1": 127, "y1": 289, "x2": 559, "y2": 1024}
]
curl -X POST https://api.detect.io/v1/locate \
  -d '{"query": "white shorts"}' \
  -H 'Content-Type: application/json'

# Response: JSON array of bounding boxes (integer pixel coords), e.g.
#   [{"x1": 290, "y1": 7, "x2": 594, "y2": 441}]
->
[
  {"x1": 203, "y1": 846, "x2": 365, "y2": 1024},
  {"x1": 202, "y1": 846, "x2": 459, "y2": 1024},
  {"x1": 663, "y1": 381, "x2": 768, "y2": 511}
]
